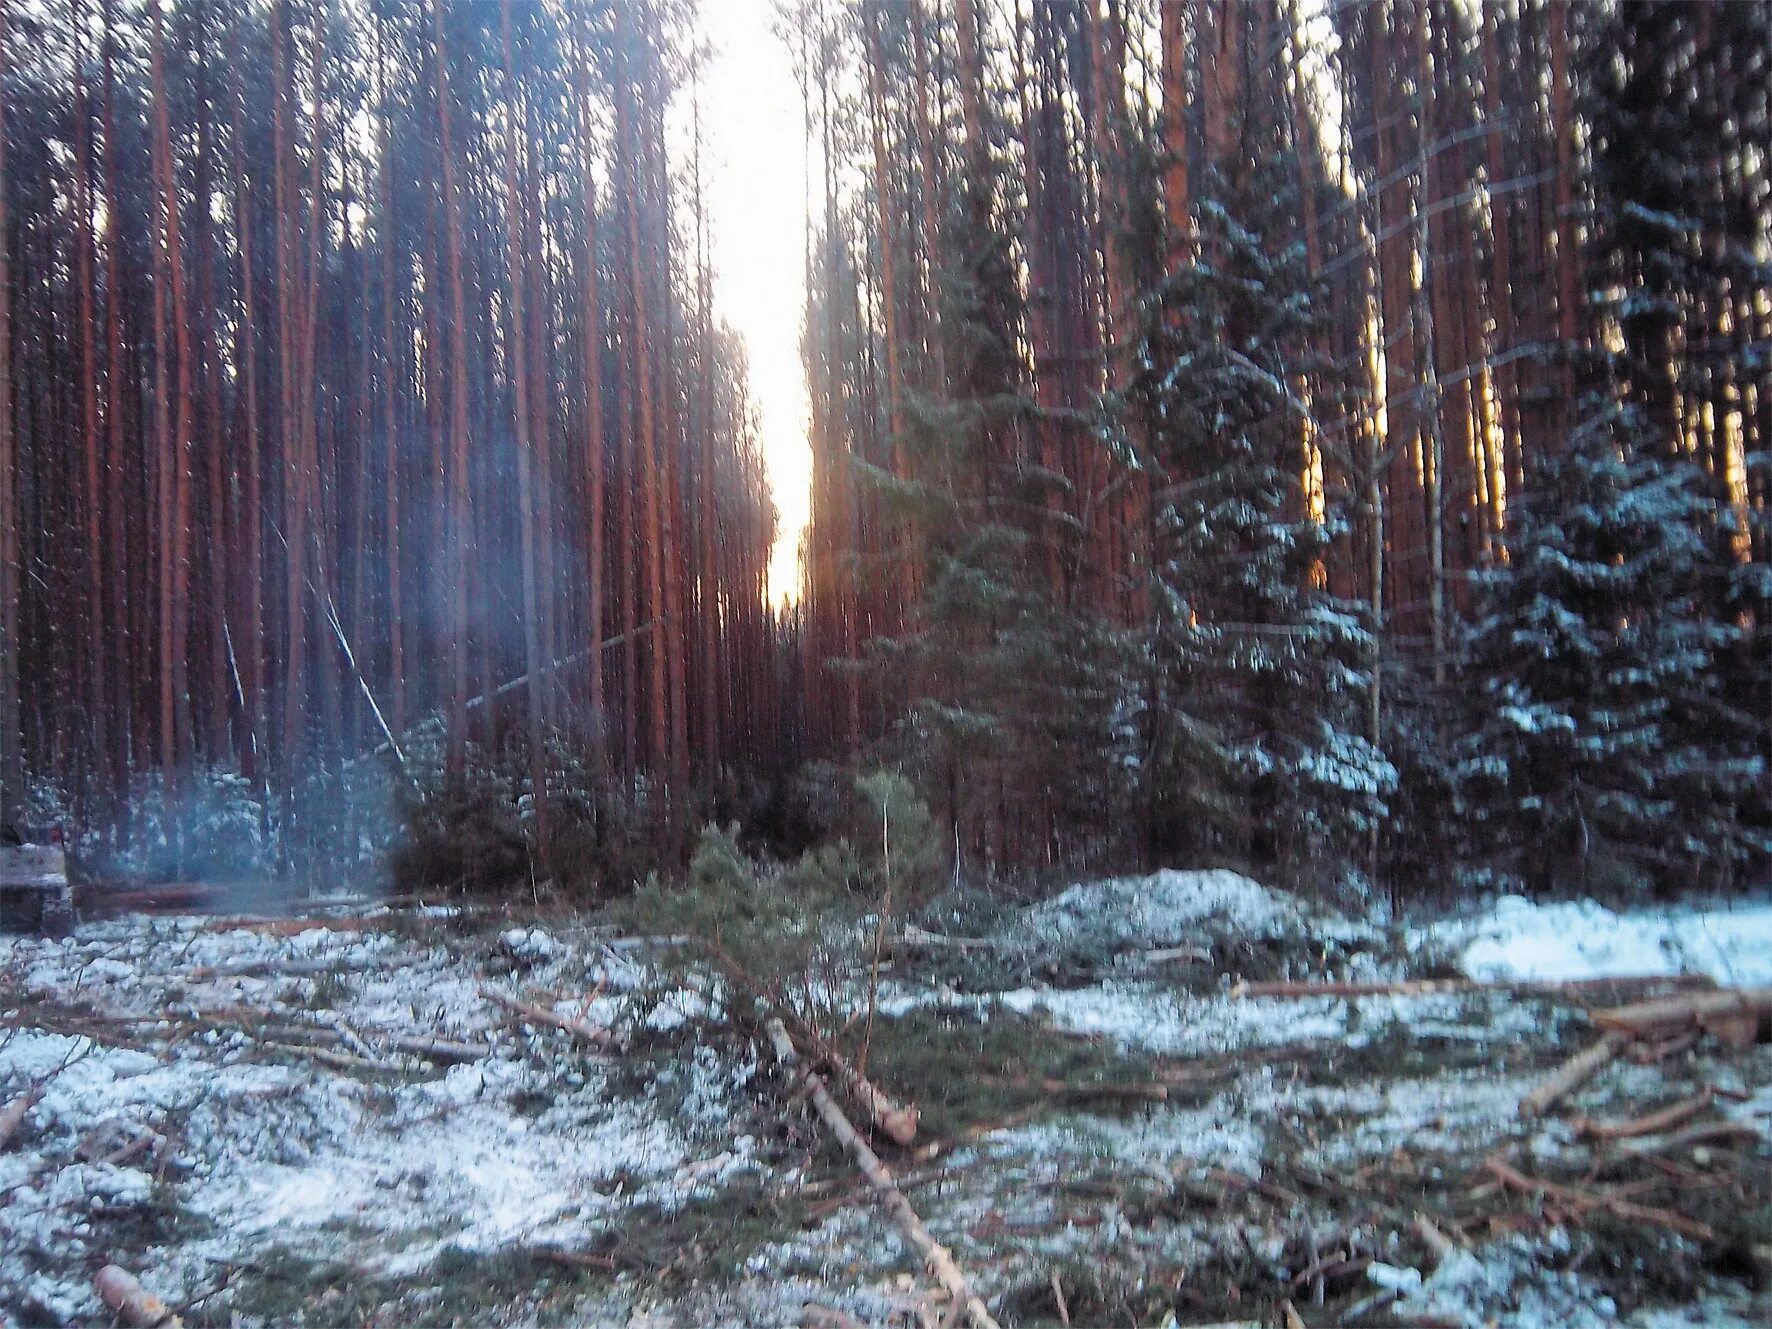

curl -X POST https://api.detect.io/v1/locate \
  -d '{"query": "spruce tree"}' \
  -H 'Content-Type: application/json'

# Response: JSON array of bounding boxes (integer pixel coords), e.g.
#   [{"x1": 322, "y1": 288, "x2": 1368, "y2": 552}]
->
[
  {"x1": 1126, "y1": 162, "x2": 1391, "y2": 889},
  {"x1": 1457, "y1": 394, "x2": 1765, "y2": 894}
]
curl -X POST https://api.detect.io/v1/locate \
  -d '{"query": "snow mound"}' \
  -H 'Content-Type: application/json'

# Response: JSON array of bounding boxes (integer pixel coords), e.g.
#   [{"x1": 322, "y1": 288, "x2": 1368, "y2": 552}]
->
[
  {"x1": 1016, "y1": 868, "x2": 1376, "y2": 953},
  {"x1": 1432, "y1": 894, "x2": 1772, "y2": 985}
]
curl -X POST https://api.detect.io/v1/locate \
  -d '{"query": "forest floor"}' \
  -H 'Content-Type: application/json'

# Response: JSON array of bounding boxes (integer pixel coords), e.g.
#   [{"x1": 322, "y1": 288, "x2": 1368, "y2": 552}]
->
[{"x1": 2, "y1": 873, "x2": 1769, "y2": 1328}]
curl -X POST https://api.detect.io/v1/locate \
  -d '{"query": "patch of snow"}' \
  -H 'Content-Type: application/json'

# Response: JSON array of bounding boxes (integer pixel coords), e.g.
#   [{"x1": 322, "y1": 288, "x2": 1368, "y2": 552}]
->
[
  {"x1": 1016, "y1": 868, "x2": 1378, "y2": 953},
  {"x1": 1428, "y1": 894, "x2": 1772, "y2": 984}
]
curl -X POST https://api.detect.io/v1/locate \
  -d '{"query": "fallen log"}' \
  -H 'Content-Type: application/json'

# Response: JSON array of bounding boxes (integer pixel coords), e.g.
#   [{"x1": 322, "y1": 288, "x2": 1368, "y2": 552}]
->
[
  {"x1": 1482, "y1": 1156, "x2": 1713, "y2": 1241},
  {"x1": 386, "y1": 1034, "x2": 488, "y2": 1064},
  {"x1": 264, "y1": 1042, "x2": 398, "y2": 1074},
  {"x1": 1575, "y1": 1091, "x2": 1713, "y2": 1141},
  {"x1": 93, "y1": 1264, "x2": 183, "y2": 1328},
  {"x1": 763, "y1": 1017, "x2": 1001, "y2": 1329},
  {"x1": 201, "y1": 916, "x2": 385, "y2": 937},
  {"x1": 1617, "y1": 1120, "x2": 1760, "y2": 1159},
  {"x1": 1232, "y1": 974, "x2": 1715, "y2": 1001},
  {"x1": 1591, "y1": 988, "x2": 1772, "y2": 1046},
  {"x1": 1520, "y1": 1033, "x2": 1625, "y2": 1118},
  {"x1": 0, "y1": 1086, "x2": 41, "y2": 1151},
  {"x1": 895, "y1": 924, "x2": 1006, "y2": 952},
  {"x1": 700, "y1": 945, "x2": 919, "y2": 1146},
  {"x1": 481, "y1": 987, "x2": 613, "y2": 1047},
  {"x1": 187, "y1": 958, "x2": 358, "y2": 980}
]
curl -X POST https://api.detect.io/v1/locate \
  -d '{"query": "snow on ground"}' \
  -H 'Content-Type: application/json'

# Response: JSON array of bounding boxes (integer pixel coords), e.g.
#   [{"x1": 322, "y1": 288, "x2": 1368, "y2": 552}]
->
[
  {"x1": 1014, "y1": 867, "x2": 1382, "y2": 953},
  {"x1": 1, "y1": 872, "x2": 1768, "y2": 1327},
  {"x1": 1428, "y1": 893, "x2": 1772, "y2": 985}
]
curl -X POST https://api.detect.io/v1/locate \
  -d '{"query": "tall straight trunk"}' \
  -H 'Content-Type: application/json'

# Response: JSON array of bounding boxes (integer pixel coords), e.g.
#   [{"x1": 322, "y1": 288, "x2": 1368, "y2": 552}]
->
[
  {"x1": 1548, "y1": 0, "x2": 1578, "y2": 364},
  {"x1": 151, "y1": 0, "x2": 194, "y2": 795},
  {"x1": 954, "y1": 0, "x2": 989, "y2": 205},
  {"x1": 691, "y1": 92, "x2": 721, "y2": 772},
  {"x1": 1161, "y1": 0, "x2": 1191, "y2": 263},
  {"x1": 0, "y1": 0, "x2": 18, "y2": 826},
  {"x1": 650, "y1": 76, "x2": 690, "y2": 796},
  {"x1": 1480, "y1": 0, "x2": 1522, "y2": 508},
  {"x1": 272, "y1": 0, "x2": 308, "y2": 781},
  {"x1": 376, "y1": 26, "x2": 403, "y2": 735},
  {"x1": 194, "y1": 50, "x2": 229, "y2": 761},
  {"x1": 909, "y1": 0, "x2": 945, "y2": 387},
  {"x1": 617, "y1": 13, "x2": 669, "y2": 783},
  {"x1": 432, "y1": 0, "x2": 473, "y2": 777},
  {"x1": 521, "y1": 84, "x2": 558, "y2": 736},
  {"x1": 101, "y1": 0, "x2": 131, "y2": 796},
  {"x1": 72, "y1": 0, "x2": 107, "y2": 791},
  {"x1": 231, "y1": 43, "x2": 265, "y2": 786},
  {"x1": 863, "y1": 3, "x2": 906, "y2": 462},
  {"x1": 501, "y1": 0, "x2": 550, "y2": 870},
  {"x1": 572, "y1": 5, "x2": 607, "y2": 768}
]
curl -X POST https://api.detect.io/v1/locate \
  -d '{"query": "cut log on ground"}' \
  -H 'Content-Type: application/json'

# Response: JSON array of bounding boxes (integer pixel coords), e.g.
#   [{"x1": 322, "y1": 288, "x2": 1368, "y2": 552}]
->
[
  {"x1": 387, "y1": 1034, "x2": 488, "y2": 1063},
  {"x1": 481, "y1": 987, "x2": 613, "y2": 1047},
  {"x1": 1520, "y1": 1033, "x2": 1625, "y2": 1118},
  {"x1": 700, "y1": 945, "x2": 919, "y2": 1146},
  {"x1": 1591, "y1": 988, "x2": 1772, "y2": 1046},
  {"x1": 93, "y1": 1264, "x2": 183, "y2": 1328},
  {"x1": 0, "y1": 1086, "x2": 41, "y2": 1151},
  {"x1": 1232, "y1": 974, "x2": 1714, "y2": 1001},
  {"x1": 763, "y1": 1016, "x2": 1001, "y2": 1329}
]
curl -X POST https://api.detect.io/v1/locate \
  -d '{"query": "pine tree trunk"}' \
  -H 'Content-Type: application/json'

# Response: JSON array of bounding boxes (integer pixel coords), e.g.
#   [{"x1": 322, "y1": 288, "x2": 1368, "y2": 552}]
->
[{"x1": 0, "y1": 0, "x2": 19, "y2": 827}]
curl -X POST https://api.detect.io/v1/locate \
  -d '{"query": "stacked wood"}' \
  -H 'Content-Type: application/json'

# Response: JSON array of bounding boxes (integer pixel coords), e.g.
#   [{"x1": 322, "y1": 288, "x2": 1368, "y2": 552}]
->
[
  {"x1": 763, "y1": 1017, "x2": 1001, "y2": 1329},
  {"x1": 1591, "y1": 988, "x2": 1772, "y2": 1050}
]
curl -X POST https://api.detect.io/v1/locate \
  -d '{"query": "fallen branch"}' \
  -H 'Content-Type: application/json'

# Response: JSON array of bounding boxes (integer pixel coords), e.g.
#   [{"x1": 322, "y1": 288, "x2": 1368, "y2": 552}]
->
[
  {"x1": 264, "y1": 1041, "x2": 398, "y2": 1074},
  {"x1": 1482, "y1": 1156, "x2": 1714, "y2": 1241},
  {"x1": 93, "y1": 1264, "x2": 183, "y2": 1328},
  {"x1": 1520, "y1": 1033, "x2": 1625, "y2": 1118},
  {"x1": 1617, "y1": 1120, "x2": 1760, "y2": 1159},
  {"x1": 481, "y1": 988, "x2": 613, "y2": 1048},
  {"x1": 763, "y1": 1016, "x2": 1000, "y2": 1329},
  {"x1": 1133, "y1": 944, "x2": 1210, "y2": 967},
  {"x1": 976, "y1": 1073, "x2": 1169, "y2": 1103},
  {"x1": 530, "y1": 1246, "x2": 618, "y2": 1271},
  {"x1": 1575, "y1": 1091, "x2": 1713, "y2": 1141}
]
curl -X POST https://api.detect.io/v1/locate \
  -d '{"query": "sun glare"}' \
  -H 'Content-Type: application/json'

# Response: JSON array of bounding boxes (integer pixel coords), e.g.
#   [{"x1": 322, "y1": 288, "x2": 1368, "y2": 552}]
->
[{"x1": 700, "y1": 0, "x2": 812, "y2": 610}]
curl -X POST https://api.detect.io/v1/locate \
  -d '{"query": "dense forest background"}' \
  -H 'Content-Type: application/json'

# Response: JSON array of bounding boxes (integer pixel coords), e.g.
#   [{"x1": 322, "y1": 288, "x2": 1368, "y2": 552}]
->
[{"x1": 0, "y1": 0, "x2": 1766, "y2": 902}]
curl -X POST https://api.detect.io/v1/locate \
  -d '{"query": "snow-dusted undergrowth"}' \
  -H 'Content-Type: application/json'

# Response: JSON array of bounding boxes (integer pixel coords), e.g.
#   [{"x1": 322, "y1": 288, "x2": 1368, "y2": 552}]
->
[{"x1": 1, "y1": 872, "x2": 1766, "y2": 1327}]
